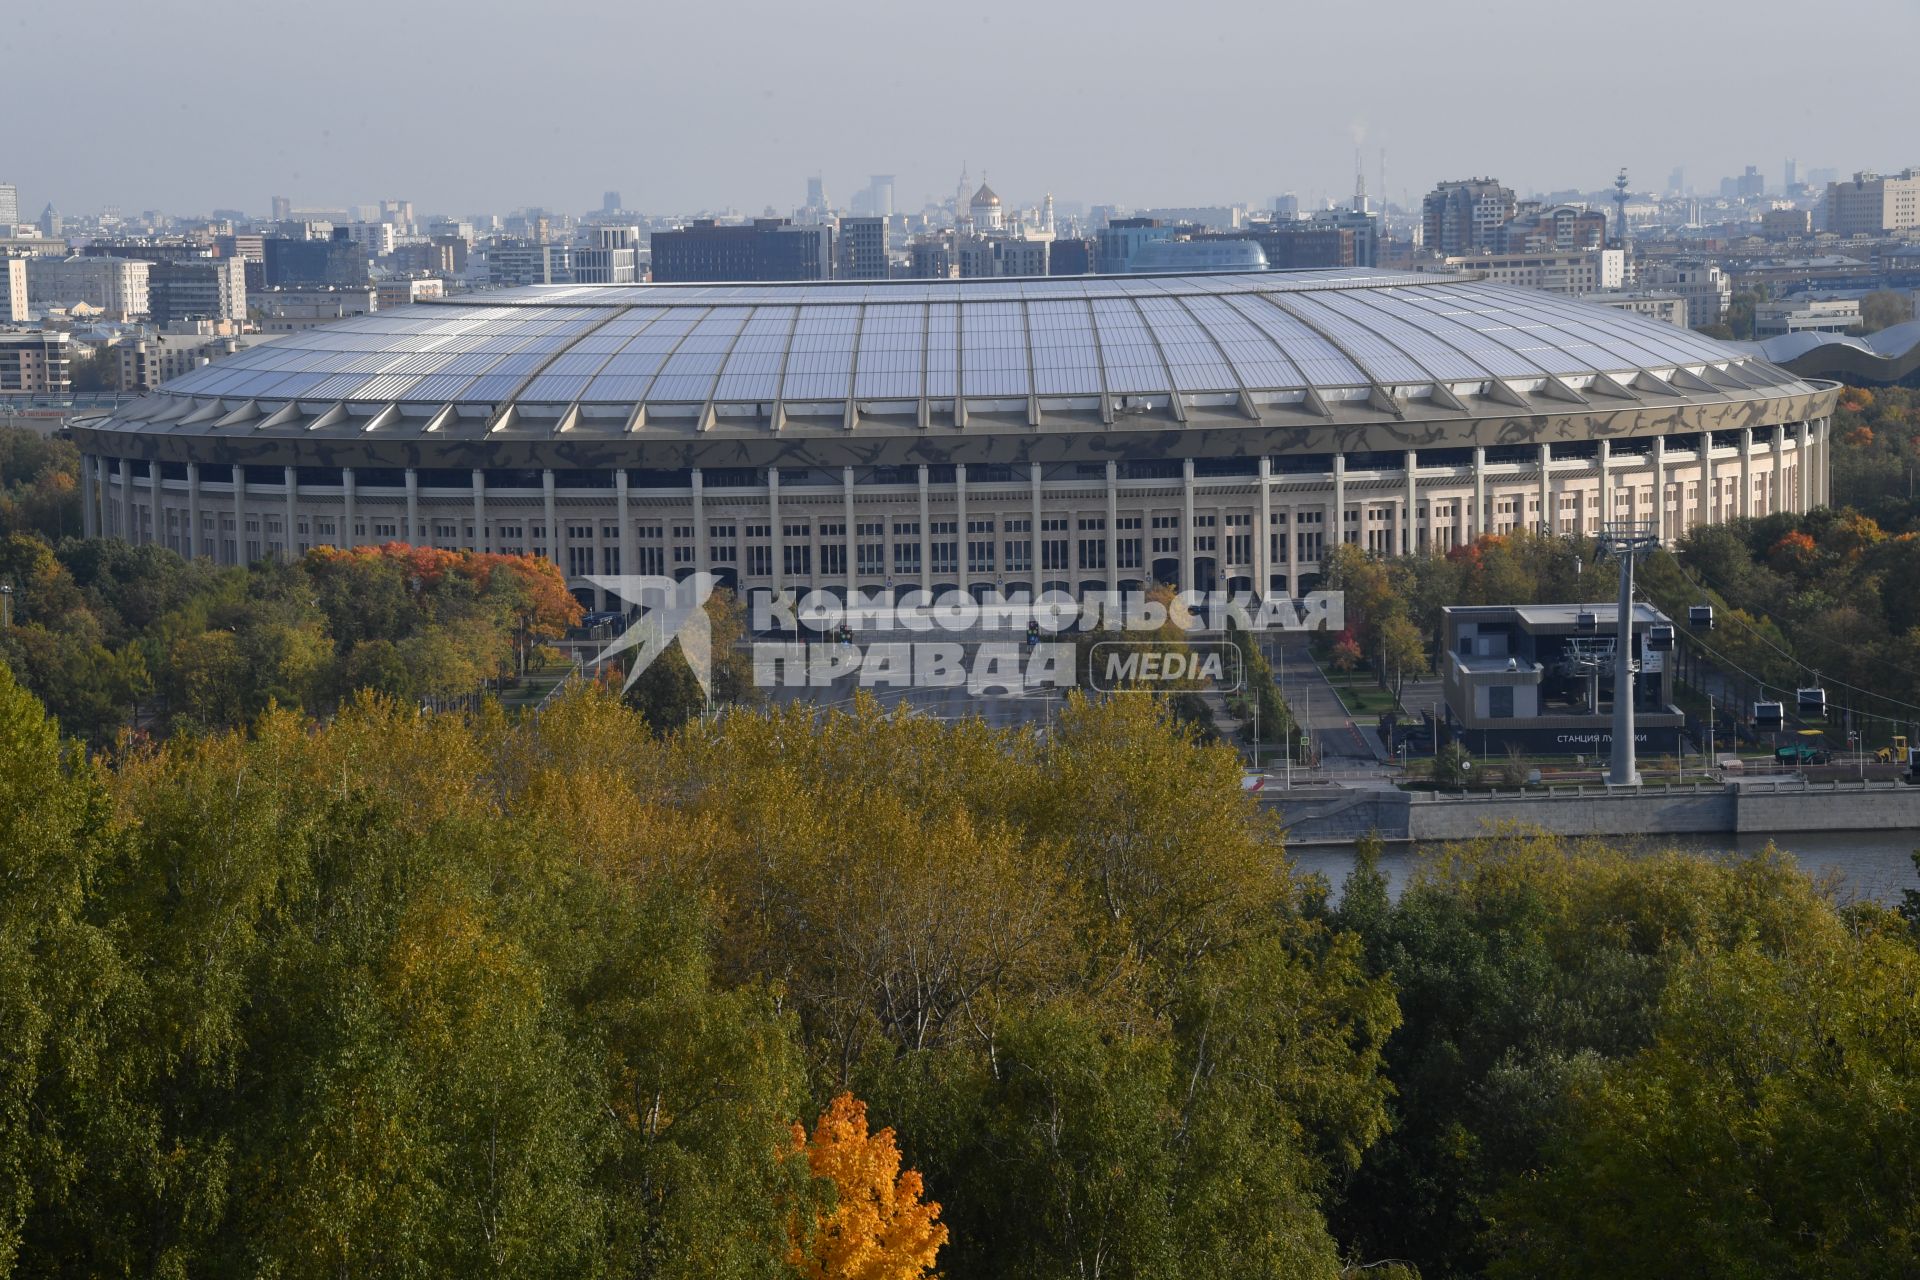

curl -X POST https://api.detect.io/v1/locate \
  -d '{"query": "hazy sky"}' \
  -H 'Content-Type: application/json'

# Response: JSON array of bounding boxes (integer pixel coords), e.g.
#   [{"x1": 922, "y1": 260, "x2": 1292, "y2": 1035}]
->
[{"x1": 8, "y1": 0, "x2": 1917, "y2": 219}]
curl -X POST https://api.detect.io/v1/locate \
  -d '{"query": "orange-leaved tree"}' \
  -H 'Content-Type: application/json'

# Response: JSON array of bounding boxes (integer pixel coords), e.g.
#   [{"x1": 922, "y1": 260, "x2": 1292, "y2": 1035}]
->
[{"x1": 790, "y1": 1093, "x2": 946, "y2": 1280}]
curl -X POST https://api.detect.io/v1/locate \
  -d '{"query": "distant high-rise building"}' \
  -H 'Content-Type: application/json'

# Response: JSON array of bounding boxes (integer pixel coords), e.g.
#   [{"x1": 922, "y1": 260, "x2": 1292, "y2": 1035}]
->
[
  {"x1": 1271, "y1": 193, "x2": 1299, "y2": 220},
  {"x1": 603, "y1": 190, "x2": 623, "y2": 214},
  {"x1": 1666, "y1": 167, "x2": 1686, "y2": 197},
  {"x1": 25, "y1": 255, "x2": 150, "y2": 320},
  {"x1": 37, "y1": 205, "x2": 61, "y2": 239},
  {"x1": 485, "y1": 241, "x2": 574, "y2": 287},
  {"x1": 836, "y1": 216, "x2": 889, "y2": 280},
  {"x1": 271, "y1": 195, "x2": 292, "y2": 221},
  {"x1": 263, "y1": 230, "x2": 370, "y2": 286},
  {"x1": 574, "y1": 225, "x2": 639, "y2": 283},
  {"x1": 0, "y1": 183, "x2": 18, "y2": 229},
  {"x1": 147, "y1": 258, "x2": 247, "y2": 325},
  {"x1": 1825, "y1": 169, "x2": 1920, "y2": 236},
  {"x1": 1784, "y1": 158, "x2": 1797, "y2": 191},
  {"x1": 0, "y1": 257, "x2": 27, "y2": 324},
  {"x1": 1422, "y1": 179, "x2": 1517, "y2": 256},
  {"x1": 649, "y1": 219, "x2": 832, "y2": 282},
  {"x1": 1720, "y1": 166, "x2": 1765, "y2": 200},
  {"x1": 868, "y1": 175, "x2": 895, "y2": 220},
  {"x1": 806, "y1": 176, "x2": 827, "y2": 210}
]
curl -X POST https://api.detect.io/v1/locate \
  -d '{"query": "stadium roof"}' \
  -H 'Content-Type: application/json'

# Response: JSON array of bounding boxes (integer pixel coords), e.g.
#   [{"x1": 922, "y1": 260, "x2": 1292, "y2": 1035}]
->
[{"x1": 154, "y1": 270, "x2": 1805, "y2": 414}]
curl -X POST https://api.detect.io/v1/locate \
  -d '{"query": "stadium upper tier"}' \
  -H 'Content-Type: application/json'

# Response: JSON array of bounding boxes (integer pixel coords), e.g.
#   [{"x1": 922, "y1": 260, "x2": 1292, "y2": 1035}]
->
[{"x1": 127, "y1": 271, "x2": 1818, "y2": 440}]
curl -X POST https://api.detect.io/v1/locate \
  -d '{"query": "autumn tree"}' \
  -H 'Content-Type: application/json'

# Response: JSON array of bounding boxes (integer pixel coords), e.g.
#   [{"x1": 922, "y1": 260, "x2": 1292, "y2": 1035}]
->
[{"x1": 791, "y1": 1094, "x2": 946, "y2": 1280}]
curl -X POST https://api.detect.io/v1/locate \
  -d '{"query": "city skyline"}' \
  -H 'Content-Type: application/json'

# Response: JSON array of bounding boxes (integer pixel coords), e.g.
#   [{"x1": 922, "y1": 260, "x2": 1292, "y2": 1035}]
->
[{"x1": 7, "y1": 0, "x2": 1917, "y2": 218}]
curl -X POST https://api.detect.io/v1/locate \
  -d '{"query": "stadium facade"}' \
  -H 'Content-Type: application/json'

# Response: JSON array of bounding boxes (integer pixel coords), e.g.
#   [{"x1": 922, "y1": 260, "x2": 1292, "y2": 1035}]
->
[{"x1": 70, "y1": 270, "x2": 1838, "y2": 610}]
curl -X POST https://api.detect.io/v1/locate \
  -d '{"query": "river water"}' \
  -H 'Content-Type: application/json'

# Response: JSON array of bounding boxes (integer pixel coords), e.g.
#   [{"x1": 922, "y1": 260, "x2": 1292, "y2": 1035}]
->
[{"x1": 1290, "y1": 830, "x2": 1920, "y2": 906}]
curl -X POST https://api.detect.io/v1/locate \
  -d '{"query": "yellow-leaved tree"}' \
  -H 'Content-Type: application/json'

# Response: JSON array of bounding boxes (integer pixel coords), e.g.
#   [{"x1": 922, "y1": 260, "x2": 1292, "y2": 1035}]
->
[{"x1": 791, "y1": 1093, "x2": 946, "y2": 1280}]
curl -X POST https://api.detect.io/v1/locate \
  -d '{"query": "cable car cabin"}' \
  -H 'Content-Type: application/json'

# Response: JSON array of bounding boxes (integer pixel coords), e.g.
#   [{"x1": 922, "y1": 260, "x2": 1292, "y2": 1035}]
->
[
  {"x1": 1689, "y1": 604, "x2": 1715, "y2": 629},
  {"x1": 1754, "y1": 701, "x2": 1784, "y2": 729},
  {"x1": 1796, "y1": 687, "x2": 1828, "y2": 718},
  {"x1": 1575, "y1": 609, "x2": 1597, "y2": 633},
  {"x1": 1648, "y1": 624, "x2": 1675, "y2": 651}
]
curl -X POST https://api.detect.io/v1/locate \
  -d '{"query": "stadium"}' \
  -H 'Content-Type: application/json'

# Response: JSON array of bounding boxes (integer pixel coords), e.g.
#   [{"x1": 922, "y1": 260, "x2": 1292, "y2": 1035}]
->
[{"x1": 70, "y1": 269, "x2": 1839, "y2": 611}]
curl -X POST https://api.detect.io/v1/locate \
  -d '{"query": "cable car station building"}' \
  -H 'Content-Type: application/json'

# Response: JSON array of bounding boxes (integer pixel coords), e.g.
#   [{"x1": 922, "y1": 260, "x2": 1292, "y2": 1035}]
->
[
  {"x1": 1442, "y1": 603, "x2": 1682, "y2": 756},
  {"x1": 69, "y1": 270, "x2": 1839, "y2": 613}
]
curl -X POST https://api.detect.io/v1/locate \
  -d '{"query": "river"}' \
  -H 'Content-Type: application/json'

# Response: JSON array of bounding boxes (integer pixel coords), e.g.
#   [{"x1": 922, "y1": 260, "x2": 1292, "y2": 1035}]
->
[{"x1": 1290, "y1": 829, "x2": 1920, "y2": 906}]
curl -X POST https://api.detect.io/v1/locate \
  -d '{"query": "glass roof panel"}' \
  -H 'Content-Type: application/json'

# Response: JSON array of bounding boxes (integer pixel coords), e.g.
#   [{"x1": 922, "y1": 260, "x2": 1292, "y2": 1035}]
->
[
  {"x1": 1178, "y1": 293, "x2": 1304, "y2": 390},
  {"x1": 1027, "y1": 299, "x2": 1101, "y2": 395},
  {"x1": 961, "y1": 301, "x2": 1030, "y2": 397},
  {"x1": 1090, "y1": 298, "x2": 1171, "y2": 395},
  {"x1": 926, "y1": 303, "x2": 958, "y2": 398},
  {"x1": 1272, "y1": 292, "x2": 1433, "y2": 384},
  {"x1": 1221, "y1": 294, "x2": 1364, "y2": 386},
  {"x1": 1135, "y1": 296, "x2": 1238, "y2": 391},
  {"x1": 781, "y1": 305, "x2": 860, "y2": 400},
  {"x1": 1342, "y1": 288, "x2": 1543, "y2": 378},
  {"x1": 854, "y1": 304, "x2": 925, "y2": 400}
]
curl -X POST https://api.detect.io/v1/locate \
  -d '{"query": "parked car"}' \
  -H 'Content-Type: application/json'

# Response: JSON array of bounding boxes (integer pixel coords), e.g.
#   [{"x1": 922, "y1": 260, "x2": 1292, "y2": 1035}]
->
[{"x1": 1774, "y1": 743, "x2": 1831, "y2": 766}]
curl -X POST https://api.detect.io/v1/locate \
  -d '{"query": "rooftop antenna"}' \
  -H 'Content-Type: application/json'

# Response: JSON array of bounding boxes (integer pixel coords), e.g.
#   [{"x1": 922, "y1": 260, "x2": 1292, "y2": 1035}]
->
[{"x1": 1353, "y1": 147, "x2": 1367, "y2": 212}]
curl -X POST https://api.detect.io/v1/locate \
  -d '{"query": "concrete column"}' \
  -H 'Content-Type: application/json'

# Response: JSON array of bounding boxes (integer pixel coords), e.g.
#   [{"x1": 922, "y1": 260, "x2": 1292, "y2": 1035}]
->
[
  {"x1": 233, "y1": 467, "x2": 247, "y2": 565},
  {"x1": 1181, "y1": 457, "x2": 1197, "y2": 591},
  {"x1": 1651, "y1": 436, "x2": 1666, "y2": 541},
  {"x1": 616, "y1": 470, "x2": 634, "y2": 580},
  {"x1": 1771, "y1": 425, "x2": 1786, "y2": 516},
  {"x1": 405, "y1": 467, "x2": 420, "y2": 546},
  {"x1": 471, "y1": 468, "x2": 486, "y2": 552},
  {"x1": 917, "y1": 465, "x2": 932, "y2": 592},
  {"x1": 542, "y1": 469, "x2": 559, "y2": 570},
  {"x1": 187, "y1": 462, "x2": 201, "y2": 558},
  {"x1": 1331, "y1": 452, "x2": 1347, "y2": 548},
  {"x1": 79, "y1": 455, "x2": 97, "y2": 539},
  {"x1": 1471, "y1": 446, "x2": 1486, "y2": 539},
  {"x1": 767, "y1": 467, "x2": 783, "y2": 594},
  {"x1": 1403, "y1": 451, "x2": 1417, "y2": 555},
  {"x1": 117, "y1": 457, "x2": 132, "y2": 543},
  {"x1": 341, "y1": 467, "x2": 357, "y2": 550},
  {"x1": 1538, "y1": 442, "x2": 1552, "y2": 536},
  {"x1": 1029, "y1": 463, "x2": 1043, "y2": 587},
  {"x1": 1597, "y1": 438, "x2": 1611, "y2": 531},
  {"x1": 284, "y1": 466, "x2": 298, "y2": 561},
  {"x1": 1739, "y1": 428, "x2": 1754, "y2": 519},
  {"x1": 1697, "y1": 430, "x2": 1712, "y2": 529},
  {"x1": 1104, "y1": 461, "x2": 1119, "y2": 592},
  {"x1": 1797, "y1": 421, "x2": 1811, "y2": 512},
  {"x1": 842, "y1": 466, "x2": 857, "y2": 598},
  {"x1": 954, "y1": 463, "x2": 968, "y2": 595},
  {"x1": 1256, "y1": 456, "x2": 1273, "y2": 593},
  {"x1": 690, "y1": 468, "x2": 708, "y2": 576}
]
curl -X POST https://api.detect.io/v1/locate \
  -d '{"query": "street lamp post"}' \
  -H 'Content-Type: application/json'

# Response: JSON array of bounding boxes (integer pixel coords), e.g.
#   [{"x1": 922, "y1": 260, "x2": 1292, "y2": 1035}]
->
[{"x1": 1597, "y1": 523, "x2": 1659, "y2": 787}]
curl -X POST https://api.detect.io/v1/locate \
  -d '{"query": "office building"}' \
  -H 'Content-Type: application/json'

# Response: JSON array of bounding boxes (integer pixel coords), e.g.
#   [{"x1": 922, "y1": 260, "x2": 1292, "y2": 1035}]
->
[
  {"x1": 0, "y1": 257, "x2": 25, "y2": 323},
  {"x1": 0, "y1": 329, "x2": 70, "y2": 396},
  {"x1": 574, "y1": 226, "x2": 640, "y2": 284},
  {"x1": 263, "y1": 230, "x2": 371, "y2": 286},
  {"x1": 1637, "y1": 260, "x2": 1731, "y2": 327},
  {"x1": 375, "y1": 277, "x2": 445, "y2": 310},
  {"x1": 1432, "y1": 249, "x2": 1625, "y2": 295},
  {"x1": 271, "y1": 195, "x2": 292, "y2": 221},
  {"x1": 1497, "y1": 204, "x2": 1607, "y2": 254},
  {"x1": 1582, "y1": 291, "x2": 1690, "y2": 328},
  {"x1": 25, "y1": 255, "x2": 151, "y2": 320},
  {"x1": 147, "y1": 258, "x2": 248, "y2": 325},
  {"x1": 836, "y1": 217, "x2": 889, "y2": 280},
  {"x1": 1423, "y1": 179, "x2": 1518, "y2": 256},
  {"x1": 0, "y1": 183, "x2": 19, "y2": 230},
  {"x1": 75, "y1": 272, "x2": 1834, "y2": 615},
  {"x1": 649, "y1": 219, "x2": 832, "y2": 282},
  {"x1": 255, "y1": 286, "x2": 378, "y2": 333},
  {"x1": 114, "y1": 324, "x2": 255, "y2": 394},
  {"x1": 1825, "y1": 169, "x2": 1920, "y2": 236},
  {"x1": 485, "y1": 241, "x2": 575, "y2": 287},
  {"x1": 868, "y1": 175, "x2": 895, "y2": 220},
  {"x1": 1754, "y1": 295, "x2": 1865, "y2": 337}
]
